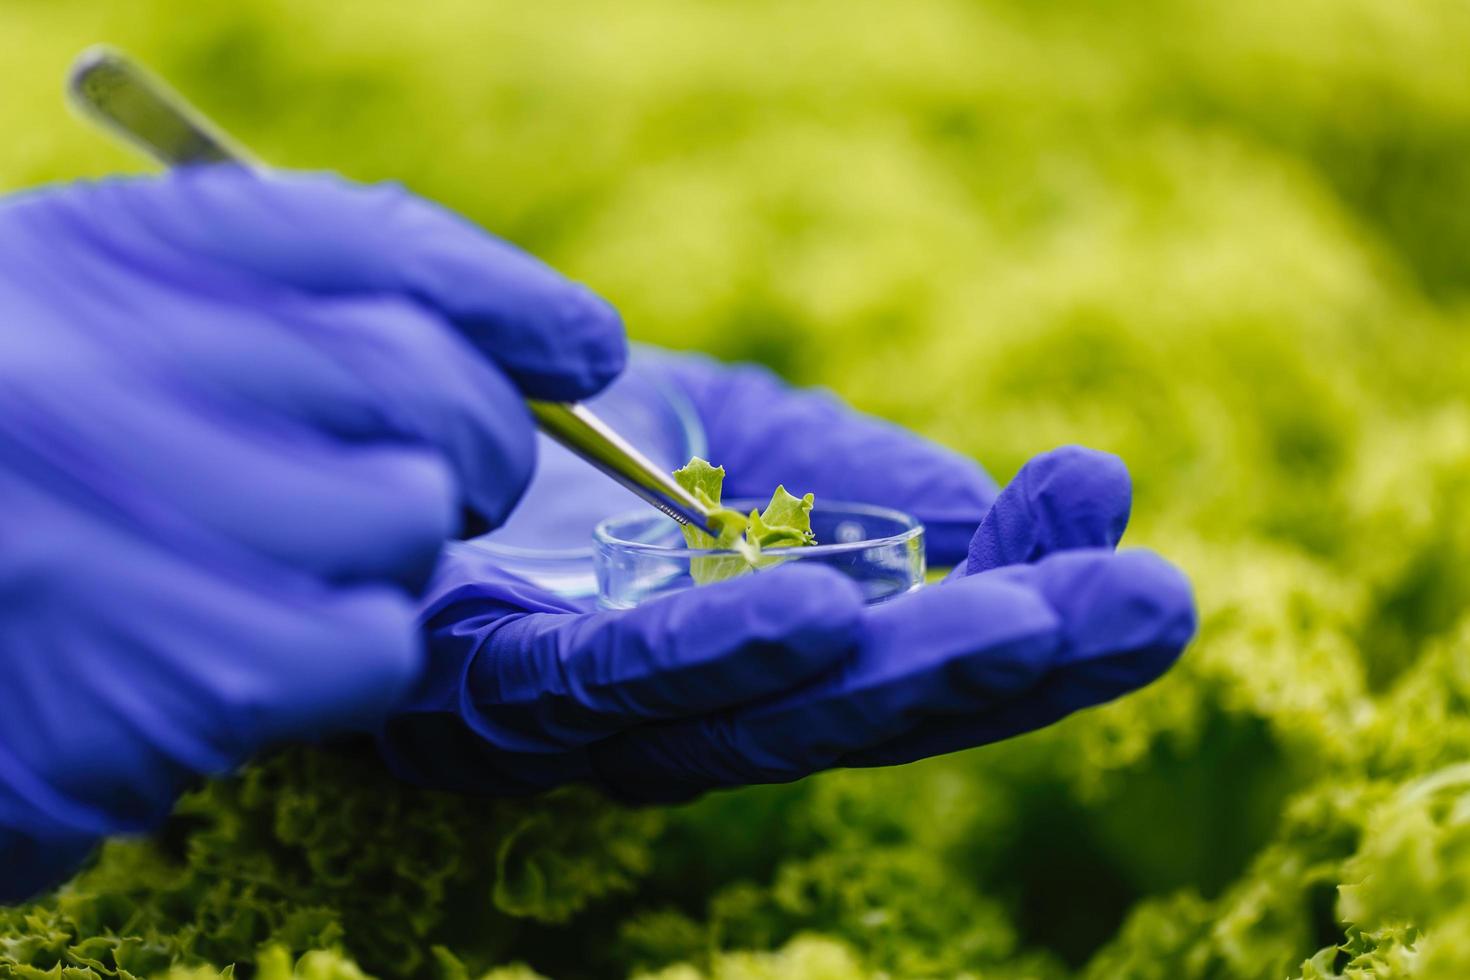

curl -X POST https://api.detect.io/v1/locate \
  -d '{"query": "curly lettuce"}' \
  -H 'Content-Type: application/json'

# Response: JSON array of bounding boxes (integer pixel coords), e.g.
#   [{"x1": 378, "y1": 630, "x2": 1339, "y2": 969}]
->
[{"x1": 672, "y1": 457, "x2": 816, "y2": 584}]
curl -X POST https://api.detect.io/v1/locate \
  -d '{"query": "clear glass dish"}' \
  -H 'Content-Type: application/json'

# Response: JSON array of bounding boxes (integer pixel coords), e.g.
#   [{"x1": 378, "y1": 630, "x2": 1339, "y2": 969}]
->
[{"x1": 594, "y1": 499, "x2": 925, "y2": 609}]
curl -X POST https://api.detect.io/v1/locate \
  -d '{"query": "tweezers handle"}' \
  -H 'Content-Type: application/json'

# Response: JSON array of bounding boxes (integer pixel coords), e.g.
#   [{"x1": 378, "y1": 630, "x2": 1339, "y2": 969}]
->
[
  {"x1": 66, "y1": 45, "x2": 712, "y2": 530},
  {"x1": 526, "y1": 402, "x2": 712, "y2": 527},
  {"x1": 67, "y1": 46, "x2": 258, "y2": 168}
]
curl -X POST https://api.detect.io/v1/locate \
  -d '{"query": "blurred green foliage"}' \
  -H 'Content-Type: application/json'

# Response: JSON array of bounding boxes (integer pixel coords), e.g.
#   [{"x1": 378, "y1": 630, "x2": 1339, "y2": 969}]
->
[{"x1": 4, "y1": 0, "x2": 1470, "y2": 976}]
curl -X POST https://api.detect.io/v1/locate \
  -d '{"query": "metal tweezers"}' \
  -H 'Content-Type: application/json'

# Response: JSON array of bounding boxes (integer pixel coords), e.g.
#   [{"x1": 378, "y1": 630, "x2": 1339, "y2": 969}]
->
[{"x1": 65, "y1": 45, "x2": 714, "y2": 532}]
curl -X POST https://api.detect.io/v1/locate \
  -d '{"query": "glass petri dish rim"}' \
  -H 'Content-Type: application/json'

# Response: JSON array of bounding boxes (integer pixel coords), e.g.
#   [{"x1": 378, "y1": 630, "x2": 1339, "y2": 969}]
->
[{"x1": 594, "y1": 499, "x2": 924, "y2": 560}]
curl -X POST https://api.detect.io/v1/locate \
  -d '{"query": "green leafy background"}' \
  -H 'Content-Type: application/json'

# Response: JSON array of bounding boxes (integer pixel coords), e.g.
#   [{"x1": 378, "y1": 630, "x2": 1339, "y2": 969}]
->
[{"x1": 5, "y1": 0, "x2": 1470, "y2": 976}]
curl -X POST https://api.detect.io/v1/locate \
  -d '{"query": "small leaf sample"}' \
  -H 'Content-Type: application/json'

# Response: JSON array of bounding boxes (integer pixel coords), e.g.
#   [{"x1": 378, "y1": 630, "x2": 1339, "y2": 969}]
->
[{"x1": 672, "y1": 457, "x2": 816, "y2": 584}]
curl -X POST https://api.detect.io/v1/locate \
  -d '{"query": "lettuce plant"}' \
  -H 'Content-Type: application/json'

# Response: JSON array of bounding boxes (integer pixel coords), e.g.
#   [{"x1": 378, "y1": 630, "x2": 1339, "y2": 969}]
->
[{"x1": 672, "y1": 457, "x2": 816, "y2": 584}]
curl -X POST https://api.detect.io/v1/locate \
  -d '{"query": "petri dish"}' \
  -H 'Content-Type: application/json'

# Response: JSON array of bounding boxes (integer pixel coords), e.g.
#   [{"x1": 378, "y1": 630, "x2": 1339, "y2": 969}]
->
[
  {"x1": 461, "y1": 355, "x2": 707, "y2": 598},
  {"x1": 594, "y1": 499, "x2": 925, "y2": 609}
]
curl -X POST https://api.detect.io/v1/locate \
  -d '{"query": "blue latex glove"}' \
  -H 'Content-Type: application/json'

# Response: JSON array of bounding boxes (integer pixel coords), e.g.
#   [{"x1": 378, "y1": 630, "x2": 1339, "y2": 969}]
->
[
  {"x1": 0, "y1": 167, "x2": 624, "y2": 900},
  {"x1": 382, "y1": 352, "x2": 1196, "y2": 802}
]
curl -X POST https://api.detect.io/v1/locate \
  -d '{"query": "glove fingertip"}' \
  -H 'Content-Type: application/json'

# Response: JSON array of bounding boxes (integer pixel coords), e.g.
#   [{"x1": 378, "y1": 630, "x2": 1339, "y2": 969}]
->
[
  {"x1": 329, "y1": 589, "x2": 428, "y2": 720},
  {"x1": 254, "y1": 587, "x2": 425, "y2": 744},
  {"x1": 455, "y1": 386, "x2": 539, "y2": 532},
  {"x1": 966, "y1": 444, "x2": 1133, "y2": 574},
  {"x1": 1040, "y1": 444, "x2": 1132, "y2": 534},
  {"x1": 506, "y1": 286, "x2": 628, "y2": 401},
  {"x1": 868, "y1": 570, "x2": 1063, "y2": 696},
  {"x1": 1103, "y1": 549, "x2": 1197, "y2": 683},
  {"x1": 1035, "y1": 548, "x2": 1197, "y2": 681}
]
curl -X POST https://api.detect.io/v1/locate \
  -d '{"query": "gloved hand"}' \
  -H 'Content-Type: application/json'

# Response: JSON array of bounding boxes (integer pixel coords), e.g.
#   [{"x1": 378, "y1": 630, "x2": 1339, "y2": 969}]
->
[
  {"x1": 381, "y1": 351, "x2": 1196, "y2": 802},
  {"x1": 0, "y1": 166, "x2": 624, "y2": 900}
]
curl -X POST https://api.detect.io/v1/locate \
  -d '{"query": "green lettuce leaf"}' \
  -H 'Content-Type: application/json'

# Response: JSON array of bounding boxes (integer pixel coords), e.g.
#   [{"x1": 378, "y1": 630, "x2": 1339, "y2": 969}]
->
[
  {"x1": 748, "y1": 486, "x2": 817, "y2": 550},
  {"x1": 672, "y1": 458, "x2": 817, "y2": 584}
]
